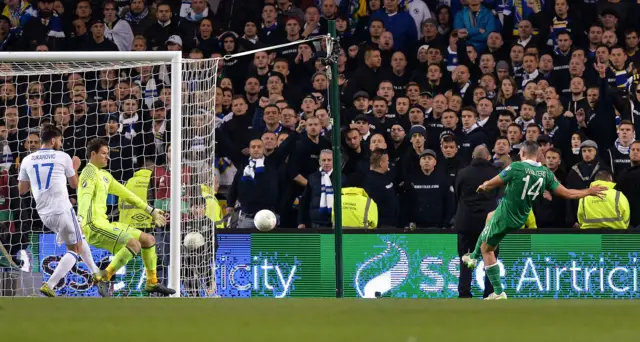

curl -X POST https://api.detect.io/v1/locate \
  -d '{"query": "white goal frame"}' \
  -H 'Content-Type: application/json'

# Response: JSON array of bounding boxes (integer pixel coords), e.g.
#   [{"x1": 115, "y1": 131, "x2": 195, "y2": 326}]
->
[{"x1": 0, "y1": 51, "x2": 183, "y2": 297}]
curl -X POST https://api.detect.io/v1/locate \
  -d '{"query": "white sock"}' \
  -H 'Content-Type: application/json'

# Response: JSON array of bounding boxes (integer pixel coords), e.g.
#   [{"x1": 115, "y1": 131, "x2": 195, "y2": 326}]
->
[
  {"x1": 47, "y1": 251, "x2": 78, "y2": 289},
  {"x1": 80, "y1": 239, "x2": 99, "y2": 274}
]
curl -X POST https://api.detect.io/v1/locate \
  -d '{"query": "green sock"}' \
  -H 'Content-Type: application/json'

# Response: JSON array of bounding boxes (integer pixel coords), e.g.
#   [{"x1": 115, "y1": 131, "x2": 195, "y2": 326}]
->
[
  {"x1": 106, "y1": 247, "x2": 136, "y2": 280},
  {"x1": 141, "y1": 244, "x2": 158, "y2": 285},
  {"x1": 470, "y1": 238, "x2": 483, "y2": 260},
  {"x1": 485, "y1": 263, "x2": 504, "y2": 294}
]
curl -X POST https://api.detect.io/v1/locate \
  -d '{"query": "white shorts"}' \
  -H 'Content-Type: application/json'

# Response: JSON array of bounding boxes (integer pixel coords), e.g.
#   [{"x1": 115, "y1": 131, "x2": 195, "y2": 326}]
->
[{"x1": 40, "y1": 208, "x2": 83, "y2": 246}]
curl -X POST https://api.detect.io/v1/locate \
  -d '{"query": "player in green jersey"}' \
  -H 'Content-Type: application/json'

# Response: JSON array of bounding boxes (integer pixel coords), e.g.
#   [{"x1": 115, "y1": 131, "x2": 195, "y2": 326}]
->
[
  {"x1": 78, "y1": 138, "x2": 175, "y2": 296},
  {"x1": 462, "y1": 141, "x2": 606, "y2": 300}
]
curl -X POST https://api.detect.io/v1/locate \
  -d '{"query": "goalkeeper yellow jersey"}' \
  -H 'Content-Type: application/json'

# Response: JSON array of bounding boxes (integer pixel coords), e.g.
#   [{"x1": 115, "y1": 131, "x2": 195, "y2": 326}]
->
[{"x1": 77, "y1": 163, "x2": 148, "y2": 225}]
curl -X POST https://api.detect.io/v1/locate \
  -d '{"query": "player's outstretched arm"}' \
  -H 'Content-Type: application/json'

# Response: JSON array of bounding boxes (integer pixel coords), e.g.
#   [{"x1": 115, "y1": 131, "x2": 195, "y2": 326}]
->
[
  {"x1": 477, "y1": 174, "x2": 505, "y2": 193},
  {"x1": 108, "y1": 175, "x2": 166, "y2": 227},
  {"x1": 553, "y1": 184, "x2": 607, "y2": 200}
]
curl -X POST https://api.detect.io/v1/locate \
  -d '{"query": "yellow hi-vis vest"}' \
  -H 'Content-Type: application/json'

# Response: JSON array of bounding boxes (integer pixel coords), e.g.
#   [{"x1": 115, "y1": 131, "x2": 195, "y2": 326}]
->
[
  {"x1": 201, "y1": 184, "x2": 225, "y2": 228},
  {"x1": 119, "y1": 169, "x2": 153, "y2": 230},
  {"x1": 578, "y1": 180, "x2": 630, "y2": 229},
  {"x1": 523, "y1": 210, "x2": 537, "y2": 229},
  {"x1": 332, "y1": 187, "x2": 378, "y2": 229}
]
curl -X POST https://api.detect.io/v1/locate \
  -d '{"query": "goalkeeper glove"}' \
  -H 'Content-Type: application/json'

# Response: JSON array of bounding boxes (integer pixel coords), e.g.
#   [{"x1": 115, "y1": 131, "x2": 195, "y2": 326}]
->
[{"x1": 151, "y1": 209, "x2": 167, "y2": 227}]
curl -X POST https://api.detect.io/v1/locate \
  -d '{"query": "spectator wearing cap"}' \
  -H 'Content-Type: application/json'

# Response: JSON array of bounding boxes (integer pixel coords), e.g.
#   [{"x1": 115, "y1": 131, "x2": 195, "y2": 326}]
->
[
  {"x1": 566, "y1": 139, "x2": 609, "y2": 226},
  {"x1": 615, "y1": 141, "x2": 640, "y2": 228},
  {"x1": 103, "y1": 0, "x2": 134, "y2": 51},
  {"x1": 370, "y1": 0, "x2": 417, "y2": 52},
  {"x1": 452, "y1": 0, "x2": 498, "y2": 54},
  {"x1": 402, "y1": 148, "x2": 454, "y2": 228},
  {"x1": 418, "y1": 18, "x2": 446, "y2": 52},
  {"x1": 345, "y1": 91, "x2": 371, "y2": 126},
  {"x1": 401, "y1": 124, "x2": 428, "y2": 180},
  {"x1": 79, "y1": 17, "x2": 118, "y2": 51},
  {"x1": 363, "y1": 148, "x2": 399, "y2": 228},
  {"x1": 165, "y1": 34, "x2": 182, "y2": 52}
]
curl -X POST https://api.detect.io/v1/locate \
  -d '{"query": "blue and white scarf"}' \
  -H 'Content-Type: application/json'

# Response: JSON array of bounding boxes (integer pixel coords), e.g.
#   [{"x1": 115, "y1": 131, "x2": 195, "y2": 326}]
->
[
  {"x1": 319, "y1": 169, "x2": 333, "y2": 214},
  {"x1": 242, "y1": 157, "x2": 265, "y2": 182},
  {"x1": 615, "y1": 138, "x2": 630, "y2": 154}
]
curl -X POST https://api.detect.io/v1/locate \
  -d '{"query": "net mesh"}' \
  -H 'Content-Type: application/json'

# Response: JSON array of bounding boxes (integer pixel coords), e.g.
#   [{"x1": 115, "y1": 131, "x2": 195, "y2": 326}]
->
[{"x1": 0, "y1": 57, "x2": 219, "y2": 297}]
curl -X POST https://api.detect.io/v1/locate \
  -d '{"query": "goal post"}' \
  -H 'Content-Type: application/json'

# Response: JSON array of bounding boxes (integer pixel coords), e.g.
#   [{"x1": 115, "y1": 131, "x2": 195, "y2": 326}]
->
[{"x1": 0, "y1": 51, "x2": 187, "y2": 297}]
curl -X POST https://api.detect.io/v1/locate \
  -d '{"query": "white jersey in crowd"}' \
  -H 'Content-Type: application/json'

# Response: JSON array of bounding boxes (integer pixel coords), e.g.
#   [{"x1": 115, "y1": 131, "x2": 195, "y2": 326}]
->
[{"x1": 18, "y1": 149, "x2": 74, "y2": 216}]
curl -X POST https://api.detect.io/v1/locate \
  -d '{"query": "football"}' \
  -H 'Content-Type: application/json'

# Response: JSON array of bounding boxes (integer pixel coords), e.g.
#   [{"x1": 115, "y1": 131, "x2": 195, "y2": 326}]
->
[
  {"x1": 183, "y1": 232, "x2": 205, "y2": 250},
  {"x1": 254, "y1": 210, "x2": 277, "y2": 231}
]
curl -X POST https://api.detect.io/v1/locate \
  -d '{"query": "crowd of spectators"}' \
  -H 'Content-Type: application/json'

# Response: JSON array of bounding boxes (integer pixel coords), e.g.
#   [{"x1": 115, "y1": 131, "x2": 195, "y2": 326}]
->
[{"x1": 0, "y1": 0, "x2": 637, "y2": 261}]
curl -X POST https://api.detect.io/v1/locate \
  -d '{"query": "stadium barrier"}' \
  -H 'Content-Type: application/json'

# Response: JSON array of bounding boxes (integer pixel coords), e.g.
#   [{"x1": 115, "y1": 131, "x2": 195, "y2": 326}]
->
[{"x1": 16, "y1": 229, "x2": 640, "y2": 298}]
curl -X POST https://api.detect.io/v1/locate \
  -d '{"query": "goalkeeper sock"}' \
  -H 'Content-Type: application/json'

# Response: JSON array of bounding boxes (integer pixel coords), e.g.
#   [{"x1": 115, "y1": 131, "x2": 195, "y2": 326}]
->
[
  {"x1": 485, "y1": 262, "x2": 504, "y2": 294},
  {"x1": 141, "y1": 244, "x2": 158, "y2": 285},
  {"x1": 106, "y1": 247, "x2": 136, "y2": 280},
  {"x1": 470, "y1": 238, "x2": 483, "y2": 260},
  {"x1": 47, "y1": 251, "x2": 78, "y2": 289},
  {"x1": 80, "y1": 239, "x2": 99, "y2": 274}
]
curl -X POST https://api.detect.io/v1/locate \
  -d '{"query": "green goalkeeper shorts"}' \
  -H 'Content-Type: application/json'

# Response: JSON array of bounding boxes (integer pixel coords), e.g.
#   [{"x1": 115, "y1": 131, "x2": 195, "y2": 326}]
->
[
  {"x1": 83, "y1": 221, "x2": 143, "y2": 254},
  {"x1": 478, "y1": 213, "x2": 519, "y2": 247}
]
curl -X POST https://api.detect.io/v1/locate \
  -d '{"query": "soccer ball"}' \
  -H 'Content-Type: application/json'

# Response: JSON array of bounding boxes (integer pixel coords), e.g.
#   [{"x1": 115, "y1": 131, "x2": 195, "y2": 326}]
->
[
  {"x1": 183, "y1": 232, "x2": 205, "y2": 250},
  {"x1": 254, "y1": 210, "x2": 277, "y2": 231}
]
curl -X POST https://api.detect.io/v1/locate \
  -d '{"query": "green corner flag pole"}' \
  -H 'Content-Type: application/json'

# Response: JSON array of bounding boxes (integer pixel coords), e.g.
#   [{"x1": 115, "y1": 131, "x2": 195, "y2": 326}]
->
[{"x1": 328, "y1": 20, "x2": 343, "y2": 298}]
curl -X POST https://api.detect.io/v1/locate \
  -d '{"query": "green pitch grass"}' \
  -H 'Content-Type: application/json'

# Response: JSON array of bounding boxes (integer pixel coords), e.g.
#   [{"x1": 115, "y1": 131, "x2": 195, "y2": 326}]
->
[{"x1": 1, "y1": 298, "x2": 639, "y2": 342}]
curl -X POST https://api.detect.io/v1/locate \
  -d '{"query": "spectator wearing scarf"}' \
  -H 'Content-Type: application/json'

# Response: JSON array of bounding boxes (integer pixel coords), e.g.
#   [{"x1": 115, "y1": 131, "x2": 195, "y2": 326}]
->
[
  {"x1": 298, "y1": 149, "x2": 347, "y2": 228},
  {"x1": 122, "y1": 0, "x2": 155, "y2": 35}
]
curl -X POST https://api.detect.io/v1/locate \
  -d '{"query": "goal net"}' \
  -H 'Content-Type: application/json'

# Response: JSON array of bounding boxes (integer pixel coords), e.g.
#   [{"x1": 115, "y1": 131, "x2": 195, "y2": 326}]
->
[{"x1": 0, "y1": 51, "x2": 219, "y2": 298}]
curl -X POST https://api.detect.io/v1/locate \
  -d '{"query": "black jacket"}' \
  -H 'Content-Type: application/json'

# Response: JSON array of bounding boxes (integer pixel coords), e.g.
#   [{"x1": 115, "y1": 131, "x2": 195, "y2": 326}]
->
[
  {"x1": 602, "y1": 147, "x2": 631, "y2": 181},
  {"x1": 403, "y1": 169, "x2": 454, "y2": 228},
  {"x1": 565, "y1": 160, "x2": 607, "y2": 225},
  {"x1": 454, "y1": 159, "x2": 500, "y2": 233},
  {"x1": 459, "y1": 126, "x2": 489, "y2": 165},
  {"x1": 363, "y1": 170, "x2": 399, "y2": 227},
  {"x1": 533, "y1": 168, "x2": 569, "y2": 228},
  {"x1": 615, "y1": 164, "x2": 640, "y2": 228},
  {"x1": 228, "y1": 157, "x2": 280, "y2": 215}
]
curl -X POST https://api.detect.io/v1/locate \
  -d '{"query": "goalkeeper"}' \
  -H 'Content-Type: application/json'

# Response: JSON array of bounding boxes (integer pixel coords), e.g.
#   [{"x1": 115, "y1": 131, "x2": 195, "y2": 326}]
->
[{"x1": 78, "y1": 138, "x2": 175, "y2": 296}]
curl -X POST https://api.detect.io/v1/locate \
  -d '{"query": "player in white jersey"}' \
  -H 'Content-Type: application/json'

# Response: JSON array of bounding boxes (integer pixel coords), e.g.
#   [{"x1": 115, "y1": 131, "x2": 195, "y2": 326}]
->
[{"x1": 17, "y1": 125, "x2": 107, "y2": 297}]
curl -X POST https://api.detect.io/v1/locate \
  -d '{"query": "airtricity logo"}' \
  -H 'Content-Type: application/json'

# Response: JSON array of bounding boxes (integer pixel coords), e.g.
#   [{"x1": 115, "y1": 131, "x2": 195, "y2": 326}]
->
[{"x1": 355, "y1": 241, "x2": 409, "y2": 298}]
